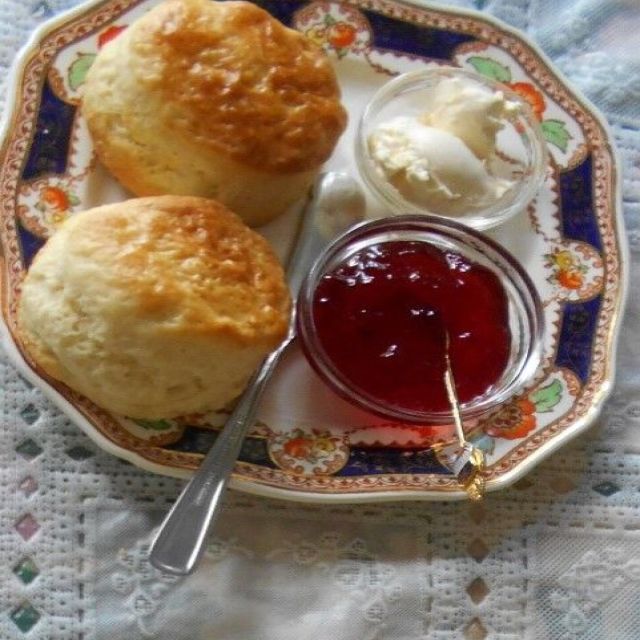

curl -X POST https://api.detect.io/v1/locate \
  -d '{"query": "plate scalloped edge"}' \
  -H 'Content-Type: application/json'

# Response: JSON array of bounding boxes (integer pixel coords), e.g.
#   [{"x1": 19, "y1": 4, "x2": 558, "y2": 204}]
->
[{"x1": 0, "y1": 0, "x2": 628, "y2": 503}]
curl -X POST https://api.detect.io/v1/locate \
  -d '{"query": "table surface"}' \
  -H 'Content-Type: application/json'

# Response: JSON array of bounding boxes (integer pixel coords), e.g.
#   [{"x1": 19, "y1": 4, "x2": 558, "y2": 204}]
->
[{"x1": 1, "y1": 0, "x2": 640, "y2": 639}]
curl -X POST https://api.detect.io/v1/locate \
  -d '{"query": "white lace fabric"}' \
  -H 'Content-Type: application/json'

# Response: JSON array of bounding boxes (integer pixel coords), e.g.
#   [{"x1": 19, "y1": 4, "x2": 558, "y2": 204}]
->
[{"x1": 1, "y1": 1, "x2": 640, "y2": 639}]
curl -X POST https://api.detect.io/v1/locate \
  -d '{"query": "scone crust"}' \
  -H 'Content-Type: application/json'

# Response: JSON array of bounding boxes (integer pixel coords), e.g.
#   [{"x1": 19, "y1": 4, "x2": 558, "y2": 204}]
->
[
  {"x1": 20, "y1": 196, "x2": 290, "y2": 344},
  {"x1": 84, "y1": 0, "x2": 347, "y2": 175},
  {"x1": 17, "y1": 196, "x2": 291, "y2": 418}
]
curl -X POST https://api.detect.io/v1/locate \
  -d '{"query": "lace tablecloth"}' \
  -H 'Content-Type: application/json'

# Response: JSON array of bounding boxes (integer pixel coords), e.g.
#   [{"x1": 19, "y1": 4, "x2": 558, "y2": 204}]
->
[{"x1": 1, "y1": 0, "x2": 639, "y2": 638}]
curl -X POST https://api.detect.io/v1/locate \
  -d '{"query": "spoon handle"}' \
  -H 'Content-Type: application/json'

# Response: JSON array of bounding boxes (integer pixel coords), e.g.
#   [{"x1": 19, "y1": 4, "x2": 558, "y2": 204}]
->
[
  {"x1": 149, "y1": 335, "x2": 293, "y2": 575},
  {"x1": 148, "y1": 172, "x2": 361, "y2": 576}
]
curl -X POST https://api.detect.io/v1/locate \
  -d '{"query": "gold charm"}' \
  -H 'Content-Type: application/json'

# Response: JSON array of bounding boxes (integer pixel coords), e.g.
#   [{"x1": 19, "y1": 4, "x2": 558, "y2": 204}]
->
[{"x1": 435, "y1": 330, "x2": 487, "y2": 501}]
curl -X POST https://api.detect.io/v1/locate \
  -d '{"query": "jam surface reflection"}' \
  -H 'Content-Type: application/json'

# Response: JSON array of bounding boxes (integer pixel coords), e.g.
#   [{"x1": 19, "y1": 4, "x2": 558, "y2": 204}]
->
[{"x1": 311, "y1": 240, "x2": 510, "y2": 414}]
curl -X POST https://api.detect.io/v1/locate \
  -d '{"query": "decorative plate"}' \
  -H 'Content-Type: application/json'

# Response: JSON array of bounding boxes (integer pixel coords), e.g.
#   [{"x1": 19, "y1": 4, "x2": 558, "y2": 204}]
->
[{"x1": 0, "y1": 0, "x2": 626, "y2": 502}]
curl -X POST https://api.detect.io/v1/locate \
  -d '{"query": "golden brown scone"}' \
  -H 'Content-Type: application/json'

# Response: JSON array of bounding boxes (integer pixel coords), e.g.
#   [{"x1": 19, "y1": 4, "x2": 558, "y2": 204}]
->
[
  {"x1": 82, "y1": 0, "x2": 347, "y2": 226},
  {"x1": 17, "y1": 196, "x2": 291, "y2": 419}
]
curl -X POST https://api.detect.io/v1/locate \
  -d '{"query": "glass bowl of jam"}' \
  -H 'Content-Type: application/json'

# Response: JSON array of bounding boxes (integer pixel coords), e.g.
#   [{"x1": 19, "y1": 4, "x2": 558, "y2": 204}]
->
[
  {"x1": 355, "y1": 68, "x2": 548, "y2": 230},
  {"x1": 296, "y1": 215, "x2": 544, "y2": 425}
]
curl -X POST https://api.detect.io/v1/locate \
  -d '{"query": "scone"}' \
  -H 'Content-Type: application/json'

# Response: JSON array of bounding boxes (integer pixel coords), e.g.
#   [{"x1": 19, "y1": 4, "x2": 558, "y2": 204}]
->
[
  {"x1": 82, "y1": 0, "x2": 347, "y2": 226},
  {"x1": 17, "y1": 196, "x2": 291, "y2": 419}
]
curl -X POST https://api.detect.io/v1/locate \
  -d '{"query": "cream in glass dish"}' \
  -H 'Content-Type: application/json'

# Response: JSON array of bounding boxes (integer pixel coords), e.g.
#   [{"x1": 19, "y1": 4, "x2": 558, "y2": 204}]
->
[{"x1": 356, "y1": 68, "x2": 548, "y2": 230}]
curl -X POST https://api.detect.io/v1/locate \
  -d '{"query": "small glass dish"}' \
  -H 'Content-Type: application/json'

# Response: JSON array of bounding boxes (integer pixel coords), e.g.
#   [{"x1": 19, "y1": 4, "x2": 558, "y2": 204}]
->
[
  {"x1": 296, "y1": 215, "x2": 544, "y2": 425},
  {"x1": 356, "y1": 67, "x2": 548, "y2": 230}
]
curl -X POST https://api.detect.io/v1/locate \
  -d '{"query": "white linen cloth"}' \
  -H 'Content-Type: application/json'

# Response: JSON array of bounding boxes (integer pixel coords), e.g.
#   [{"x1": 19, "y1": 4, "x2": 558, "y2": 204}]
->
[{"x1": 1, "y1": 0, "x2": 640, "y2": 639}]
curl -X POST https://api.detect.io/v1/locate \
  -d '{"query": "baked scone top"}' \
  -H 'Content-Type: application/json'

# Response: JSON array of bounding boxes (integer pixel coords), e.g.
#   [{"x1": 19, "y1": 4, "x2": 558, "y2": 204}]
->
[
  {"x1": 17, "y1": 196, "x2": 291, "y2": 417},
  {"x1": 123, "y1": 0, "x2": 347, "y2": 173},
  {"x1": 22, "y1": 196, "x2": 291, "y2": 349}
]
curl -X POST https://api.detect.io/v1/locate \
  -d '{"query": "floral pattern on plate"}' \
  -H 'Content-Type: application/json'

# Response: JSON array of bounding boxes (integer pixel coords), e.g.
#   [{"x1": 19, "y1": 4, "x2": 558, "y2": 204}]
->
[
  {"x1": 296, "y1": 2, "x2": 372, "y2": 58},
  {"x1": 0, "y1": 0, "x2": 625, "y2": 500},
  {"x1": 268, "y1": 429, "x2": 350, "y2": 476}
]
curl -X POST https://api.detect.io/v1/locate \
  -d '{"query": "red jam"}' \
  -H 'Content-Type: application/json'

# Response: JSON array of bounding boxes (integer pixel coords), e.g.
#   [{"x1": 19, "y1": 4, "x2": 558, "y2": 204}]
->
[{"x1": 311, "y1": 240, "x2": 511, "y2": 415}]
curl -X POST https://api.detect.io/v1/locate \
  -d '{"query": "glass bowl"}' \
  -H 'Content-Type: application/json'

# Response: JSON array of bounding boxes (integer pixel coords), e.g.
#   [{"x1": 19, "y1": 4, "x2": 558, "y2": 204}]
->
[
  {"x1": 296, "y1": 215, "x2": 544, "y2": 425},
  {"x1": 356, "y1": 67, "x2": 548, "y2": 230}
]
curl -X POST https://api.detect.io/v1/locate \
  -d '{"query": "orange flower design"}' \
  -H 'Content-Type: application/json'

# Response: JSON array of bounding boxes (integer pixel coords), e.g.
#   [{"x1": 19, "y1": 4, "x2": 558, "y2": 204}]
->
[
  {"x1": 283, "y1": 436, "x2": 314, "y2": 459},
  {"x1": 302, "y1": 13, "x2": 364, "y2": 58},
  {"x1": 35, "y1": 184, "x2": 80, "y2": 227},
  {"x1": 545, "y1": 249, "x2": 587, "y2": 291},
  {"x1": 484, "y1": 398, "x2": 536, "y2": 439},
  {"x1": 508, "y1": 82, "x2": 546, "y2": 120},
  {"x1": 327, "y1": 22, "x2": 357, "y2": 49},
  {"x1": 98, "y1": 25, "x2": 126, "y2": 49},
  {"x1": 41, "y1": 186, "x2": 69, "y2": 211},
  {"x1": 557, "y1": 269, "x2": 583, "y2": 290}
]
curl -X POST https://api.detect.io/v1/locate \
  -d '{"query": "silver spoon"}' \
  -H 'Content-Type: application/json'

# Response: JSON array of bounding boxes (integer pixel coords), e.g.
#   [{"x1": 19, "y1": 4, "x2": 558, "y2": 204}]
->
[{"x1": 149, "y1": 172, "x2": 366, "y2": 576}]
